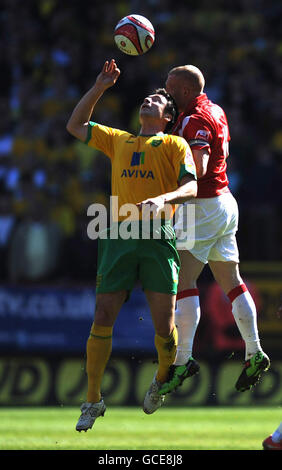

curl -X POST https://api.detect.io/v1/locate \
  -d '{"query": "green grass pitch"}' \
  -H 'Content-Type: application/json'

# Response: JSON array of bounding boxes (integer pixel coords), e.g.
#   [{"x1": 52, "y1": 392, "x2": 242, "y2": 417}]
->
[{"x1": 0, "y1": 406, "x2": 278, "y2": 451}]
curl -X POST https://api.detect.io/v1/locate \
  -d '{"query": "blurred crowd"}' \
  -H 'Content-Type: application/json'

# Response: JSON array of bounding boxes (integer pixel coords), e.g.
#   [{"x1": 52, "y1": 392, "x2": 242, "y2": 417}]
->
[{"x1": 0, "y1": 0, "x2": 281, "y2": 285}]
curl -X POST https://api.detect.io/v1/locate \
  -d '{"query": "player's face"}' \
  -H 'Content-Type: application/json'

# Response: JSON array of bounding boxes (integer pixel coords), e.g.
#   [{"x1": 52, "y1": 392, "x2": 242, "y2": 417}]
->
[
  {"x1": 165, "y1": 74, "x2": 186, "y2": 112},
  {"x1": 139, "y1": 94, "x2": 168, "y2": 120}
]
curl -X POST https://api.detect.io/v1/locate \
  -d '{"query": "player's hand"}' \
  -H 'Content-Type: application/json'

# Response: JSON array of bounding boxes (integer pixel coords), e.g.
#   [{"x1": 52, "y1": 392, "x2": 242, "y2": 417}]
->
[
  {"x1": 96, "y1": 59, "x2": 121, "y2": 90},
  {"x1": 136, "y1": 196, "x2": 166, "y2": 218}
]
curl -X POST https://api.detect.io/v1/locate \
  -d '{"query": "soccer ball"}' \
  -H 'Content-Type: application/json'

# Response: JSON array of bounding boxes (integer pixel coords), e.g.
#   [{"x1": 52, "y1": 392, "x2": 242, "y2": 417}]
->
[{"x1": 114, "y1": 14, "x2": 155, "y2": 56}]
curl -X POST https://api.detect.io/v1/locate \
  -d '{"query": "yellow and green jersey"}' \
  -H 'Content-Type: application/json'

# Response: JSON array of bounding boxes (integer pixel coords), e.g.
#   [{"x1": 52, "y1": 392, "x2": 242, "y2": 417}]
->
[{"x1": 85, "y1": 122, "x2": 196, "y2": 221}]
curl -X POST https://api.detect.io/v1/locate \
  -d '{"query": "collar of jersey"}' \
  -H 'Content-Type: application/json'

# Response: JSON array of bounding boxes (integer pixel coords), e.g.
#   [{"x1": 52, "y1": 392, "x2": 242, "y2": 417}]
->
[{"x1": 138, "y1": 132, "x2": 165, "y2": 137}]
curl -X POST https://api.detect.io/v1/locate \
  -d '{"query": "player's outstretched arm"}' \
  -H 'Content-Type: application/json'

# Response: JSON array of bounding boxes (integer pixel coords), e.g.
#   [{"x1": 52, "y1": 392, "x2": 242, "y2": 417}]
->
[
  {"x1": 136, "y1": 174, "x2": 197, "y2": 218},
  {"x1": 66, "y1": 59, "x2": 121, "y2": 141}
]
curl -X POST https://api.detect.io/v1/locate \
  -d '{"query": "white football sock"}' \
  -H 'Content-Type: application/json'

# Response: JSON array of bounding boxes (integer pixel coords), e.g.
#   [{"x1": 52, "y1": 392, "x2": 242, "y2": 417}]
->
[
  {"x1": 230, "y1": 289, "x2": 262, "y2": 360},
  {"x1": 174, "y1": 292, "x2": 200, "y2": 365}
]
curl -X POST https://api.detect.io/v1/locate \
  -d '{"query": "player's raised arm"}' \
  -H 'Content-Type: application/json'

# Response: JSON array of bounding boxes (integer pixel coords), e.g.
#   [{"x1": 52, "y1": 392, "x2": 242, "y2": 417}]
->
[{"x1": 66, "y1": 59, "x2": 121, "y2": 142}]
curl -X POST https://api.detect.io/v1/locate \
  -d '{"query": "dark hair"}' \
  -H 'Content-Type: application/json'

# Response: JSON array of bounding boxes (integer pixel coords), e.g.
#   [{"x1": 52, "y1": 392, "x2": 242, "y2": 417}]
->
[{"x1": 154, "y1": 87, "x2": 178, "y2": 133}]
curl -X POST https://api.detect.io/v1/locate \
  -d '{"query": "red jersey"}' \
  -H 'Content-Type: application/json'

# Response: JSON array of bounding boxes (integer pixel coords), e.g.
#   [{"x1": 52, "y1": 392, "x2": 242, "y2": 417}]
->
[{"x1": 172, "y1": 93, "x2": 230, "y2": 198}]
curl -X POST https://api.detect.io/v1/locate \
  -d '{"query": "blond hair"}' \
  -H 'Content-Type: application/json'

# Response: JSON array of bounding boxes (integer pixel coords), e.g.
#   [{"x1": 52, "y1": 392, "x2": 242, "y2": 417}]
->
[{"x1": 168, "y1": 65, "x2": 205, "y2": 94}]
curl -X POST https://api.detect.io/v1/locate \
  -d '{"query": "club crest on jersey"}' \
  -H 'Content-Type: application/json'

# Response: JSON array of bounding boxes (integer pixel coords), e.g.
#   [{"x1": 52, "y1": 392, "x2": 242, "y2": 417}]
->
[{"x1": 151, "y1": 139, "x2": 162, "y2": 147}]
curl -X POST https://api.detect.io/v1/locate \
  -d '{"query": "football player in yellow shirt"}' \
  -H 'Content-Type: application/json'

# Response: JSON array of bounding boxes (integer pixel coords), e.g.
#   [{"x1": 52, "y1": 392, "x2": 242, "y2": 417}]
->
[{"x1": 67, "y1": 59, "x2": 197, "y2": 431}]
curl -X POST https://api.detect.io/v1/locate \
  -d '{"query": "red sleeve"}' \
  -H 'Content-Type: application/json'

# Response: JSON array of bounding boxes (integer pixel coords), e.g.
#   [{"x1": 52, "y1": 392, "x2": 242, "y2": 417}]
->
[{"x1": 182, "y1": 114, "x2": 212, "y2": 152}]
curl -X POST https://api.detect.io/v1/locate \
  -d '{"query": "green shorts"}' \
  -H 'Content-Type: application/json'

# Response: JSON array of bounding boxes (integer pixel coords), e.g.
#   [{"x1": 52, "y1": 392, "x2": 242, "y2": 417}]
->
[{"x1": 96, "y1": 222, "x2": 180, "y2": 296}]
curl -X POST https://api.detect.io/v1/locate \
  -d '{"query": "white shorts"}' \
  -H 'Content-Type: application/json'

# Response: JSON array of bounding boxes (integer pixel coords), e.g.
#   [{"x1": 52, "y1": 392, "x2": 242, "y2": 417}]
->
[{"x1": 174, "y1": 192, "x2": 239, "y2": 264}]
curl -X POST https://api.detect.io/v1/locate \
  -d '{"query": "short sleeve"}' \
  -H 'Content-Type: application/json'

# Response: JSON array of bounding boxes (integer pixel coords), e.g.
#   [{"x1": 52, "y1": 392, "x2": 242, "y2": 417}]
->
[
  {"x1": 171, "y1": 136, "x2": 197, "y2": 183},
  {"x1": 85, "y1": 122, "x2": 115, "y2": 159},
  {"x1": 182, "y1": 115, "x2": 212, "y2": 152}
]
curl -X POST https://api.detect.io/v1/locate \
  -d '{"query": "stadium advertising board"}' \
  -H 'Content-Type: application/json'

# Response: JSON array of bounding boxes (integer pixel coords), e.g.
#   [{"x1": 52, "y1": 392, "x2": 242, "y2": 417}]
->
[
  {"x1": 0, "y1": 356, "x2": 281, "y2": 407},
  {"x1": 0, "y1": 262, "x2": 281, "y2": 407},
  {"x1": 0, "y1": 286, "x2": 154, "y2": 354}
]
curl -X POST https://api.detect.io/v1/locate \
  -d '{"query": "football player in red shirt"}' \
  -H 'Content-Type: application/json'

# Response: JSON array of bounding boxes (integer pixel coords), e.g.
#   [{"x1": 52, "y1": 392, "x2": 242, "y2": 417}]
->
[{"x1": 159, "y1": 64, "x2": 270, "y2": 396}]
